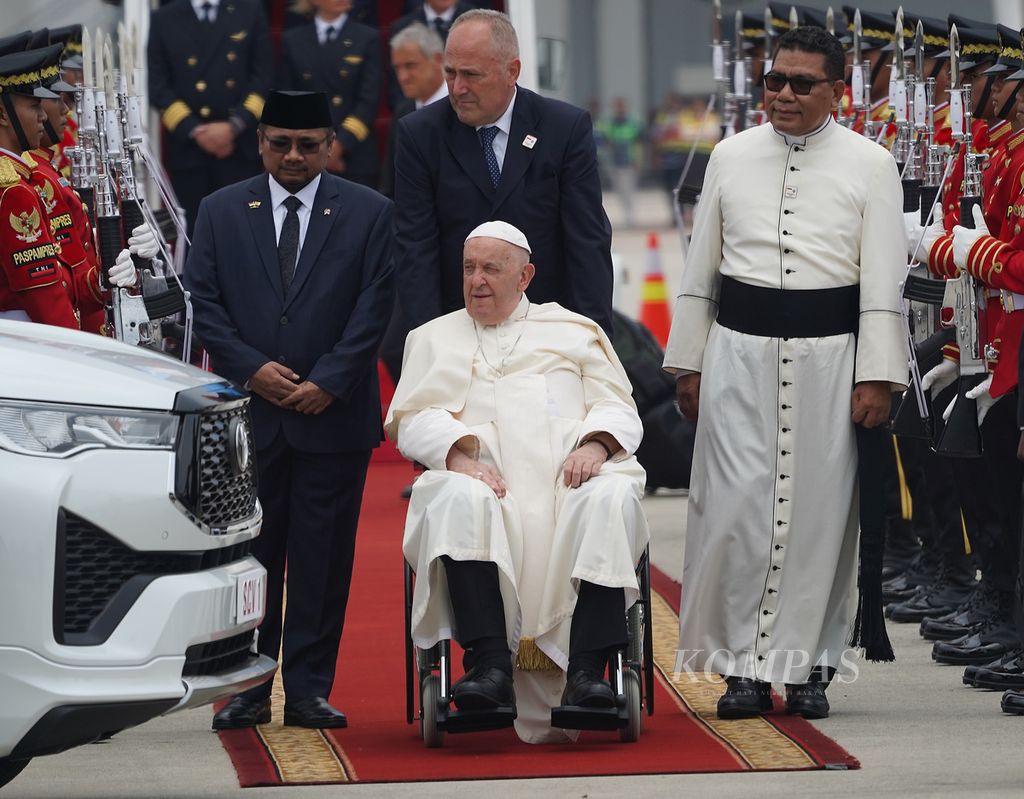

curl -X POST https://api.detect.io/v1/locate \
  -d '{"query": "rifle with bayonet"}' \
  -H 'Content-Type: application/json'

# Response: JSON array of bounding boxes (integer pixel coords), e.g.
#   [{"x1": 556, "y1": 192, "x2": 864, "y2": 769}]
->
[
  {"x1": 934, "y1": 25, "x2": 989, "y2": 457},
  {"x1": 850, "y1": 10, "x2": 874, "y2": 139}
]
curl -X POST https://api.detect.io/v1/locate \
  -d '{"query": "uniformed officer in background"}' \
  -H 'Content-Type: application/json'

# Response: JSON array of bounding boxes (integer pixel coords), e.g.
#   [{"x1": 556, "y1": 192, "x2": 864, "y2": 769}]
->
[
  {"x1": 278, "y1": 0, "x2": 381, "y2": 189},
  {"x1": 147, "y1": 0, "x2": 273, "y2": 234}
]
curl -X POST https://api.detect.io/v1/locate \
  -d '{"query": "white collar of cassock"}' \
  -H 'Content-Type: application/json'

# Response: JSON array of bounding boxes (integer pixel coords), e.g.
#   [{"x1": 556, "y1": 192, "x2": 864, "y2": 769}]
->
[
  {"x1": 479, "y1": 293, "x2": 531, "y2": 328},
  {"x1": 771, "y1": 114, "x2": 832, "y2": 147}
]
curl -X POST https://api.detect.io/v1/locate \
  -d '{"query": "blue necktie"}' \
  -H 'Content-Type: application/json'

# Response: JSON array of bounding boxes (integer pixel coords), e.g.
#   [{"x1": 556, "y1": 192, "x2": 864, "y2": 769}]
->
[{"x1": 478, "y1": 126, "x2": 501, "y2": 188}]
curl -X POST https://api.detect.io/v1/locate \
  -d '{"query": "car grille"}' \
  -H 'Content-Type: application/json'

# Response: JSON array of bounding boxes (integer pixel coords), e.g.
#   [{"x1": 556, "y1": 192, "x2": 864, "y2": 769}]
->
[
  {"x1": 55, "y1": 510, "x2": 254, "y2": 645},
  {"x1": 174, "y1": 401, "x2": 259, "y2": 534},
  {"x1": 182, "y1": 630, "x2": 257, "y2": 677}
]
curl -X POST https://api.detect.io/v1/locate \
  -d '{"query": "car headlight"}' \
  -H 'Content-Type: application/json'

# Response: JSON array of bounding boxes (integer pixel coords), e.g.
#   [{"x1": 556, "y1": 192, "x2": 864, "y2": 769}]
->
[{"x1": 0, "y1": 400, "x2": 178, "y2": 458}]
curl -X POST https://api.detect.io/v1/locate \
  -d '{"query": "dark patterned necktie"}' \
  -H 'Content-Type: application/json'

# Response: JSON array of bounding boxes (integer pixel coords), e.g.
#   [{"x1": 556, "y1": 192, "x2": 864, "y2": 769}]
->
[
  {"x1": 478, "y1": 126, "x2": 501, "y2": 188},
  {"x1": 200, "y1": 1, "x2": 214, "y2": 23},
  {"x1": 433, "y1": 17, "x2": 448, "y2": 39},
  {"x1": 278, "y1": 196, "x2": 302, "y2": 293},
  {"x1": 324, "y1": 25, "x2": 338, "y2": 44}
]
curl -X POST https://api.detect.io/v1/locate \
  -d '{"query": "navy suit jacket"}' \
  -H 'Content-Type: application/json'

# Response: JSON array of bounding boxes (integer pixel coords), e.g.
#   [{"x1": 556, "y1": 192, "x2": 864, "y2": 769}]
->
[
  {"x1": 393, "y1": 86, "x2": 614, "y2": 336},
  {"x1": 184, "y1": 172, "x2": 394, "y2": 453}
]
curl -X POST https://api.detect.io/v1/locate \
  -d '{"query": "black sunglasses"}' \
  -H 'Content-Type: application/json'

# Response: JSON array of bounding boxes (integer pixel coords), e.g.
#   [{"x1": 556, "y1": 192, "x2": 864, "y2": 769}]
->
[
  {"x1": 763, "y1": 71, "x2": 833, "y2": 96},
  {"x1": 260, "y1": 132, "x2": 331, "y2": 155}
]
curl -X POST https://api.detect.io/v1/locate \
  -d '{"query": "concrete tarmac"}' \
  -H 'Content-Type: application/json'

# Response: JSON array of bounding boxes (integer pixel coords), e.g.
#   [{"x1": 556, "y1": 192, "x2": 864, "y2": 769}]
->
[{"x1": 7, "y1": 189, "x2": 1023, "y2": 798}]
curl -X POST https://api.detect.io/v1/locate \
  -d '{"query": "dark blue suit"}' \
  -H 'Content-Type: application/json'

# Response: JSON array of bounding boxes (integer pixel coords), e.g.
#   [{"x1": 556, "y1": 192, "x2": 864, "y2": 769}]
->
[
  {"x1": 185, "y1": 171, "x2": 393, "y2": 701},
  {"x1": 393, "y1": 86, "x2": 614, "y2": 336}
]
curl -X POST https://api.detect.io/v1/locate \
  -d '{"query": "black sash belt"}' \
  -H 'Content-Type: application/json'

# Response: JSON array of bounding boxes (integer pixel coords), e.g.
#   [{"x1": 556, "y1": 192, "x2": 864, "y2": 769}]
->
[{"x1": 716, "y1": 275, "x2": 860, "y2": 338}]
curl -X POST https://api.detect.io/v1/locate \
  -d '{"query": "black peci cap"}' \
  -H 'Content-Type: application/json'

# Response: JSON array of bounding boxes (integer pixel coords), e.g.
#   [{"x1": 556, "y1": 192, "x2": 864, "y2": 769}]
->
[{"x1": 260, "y1": 90, "x2": 332, "y2": 130}]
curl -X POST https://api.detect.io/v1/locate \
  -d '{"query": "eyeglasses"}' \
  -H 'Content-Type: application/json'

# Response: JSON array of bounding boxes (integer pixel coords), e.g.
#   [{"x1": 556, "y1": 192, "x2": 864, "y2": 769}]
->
[
  {"x1": 260, "y1": 132, "x2": 331, "y2": 155},
  {"x1": 763, "y1": 71, "x2": 833, "y2": 95}
]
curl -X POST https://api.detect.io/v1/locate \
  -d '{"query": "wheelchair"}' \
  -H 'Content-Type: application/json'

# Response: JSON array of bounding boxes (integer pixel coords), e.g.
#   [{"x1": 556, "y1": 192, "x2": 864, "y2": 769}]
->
[{"x1": 404, "y1": 548, "x2": 655, "y2": 748}]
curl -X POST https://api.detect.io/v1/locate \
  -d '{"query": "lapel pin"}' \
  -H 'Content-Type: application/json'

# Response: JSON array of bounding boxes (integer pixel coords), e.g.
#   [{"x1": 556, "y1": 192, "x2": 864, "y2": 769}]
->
[
  {"x1": 522, "y1": 134, "x2": 538, "y2": 149},
  {"x1": 248, "y1": 200, "x2": 261, "y2": 208},
  {"x1": 323, "y1": 208, "x2": 331, "y2": 216}
]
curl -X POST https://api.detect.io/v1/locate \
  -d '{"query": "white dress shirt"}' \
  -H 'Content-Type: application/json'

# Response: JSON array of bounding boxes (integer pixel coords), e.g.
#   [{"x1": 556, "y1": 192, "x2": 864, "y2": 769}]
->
[
  {"x1": 315, "y1": 13, "x2": 348, "y2": 44},
  {"x1": 475, "y1": 87, "x2": 517, "y2": 171},
  {"x1": 268, "y1": 173, "x2": 322, "y2": 261},
  {"x1": 417, "y1": 81, "x2": 449, "y2": 109},
  {"x1": 423, "y1": 3, "x2": 457, "y2": 26},
  {"x1": 190, "y1": 0, "x2": 219, "y2": 23}
]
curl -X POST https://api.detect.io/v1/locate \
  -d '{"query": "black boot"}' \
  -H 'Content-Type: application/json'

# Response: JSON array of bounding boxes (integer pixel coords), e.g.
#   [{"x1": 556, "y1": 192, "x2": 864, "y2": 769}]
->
[
  {"x1": 922, "y1": 581, "x2": 1001, "y2": 641},
  {"x1": 1001, "y1": 689, "x2": 1024, "y2": 714},
  {"x1": 970, "y1": 647, "x2": 1024, "y2": 690},
  {"x1": 887, "y1": 562, "x2": 977, "y2": 623}
]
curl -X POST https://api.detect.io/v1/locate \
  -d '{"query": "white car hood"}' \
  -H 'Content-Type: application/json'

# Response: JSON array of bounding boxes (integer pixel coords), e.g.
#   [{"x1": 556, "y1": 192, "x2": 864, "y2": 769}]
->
[{"x1": 0, "y1": 320, "x2": 228, "y2": 410}]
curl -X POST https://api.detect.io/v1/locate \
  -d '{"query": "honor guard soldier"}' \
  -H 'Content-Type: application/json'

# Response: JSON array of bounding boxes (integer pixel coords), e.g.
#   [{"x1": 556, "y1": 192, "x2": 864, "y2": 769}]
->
[
  {"x1": 278, "y1": 0, "x2": 381, "y2": 189},
  {"x1": 0, "y1": 49, "x2": 134, "y2": 328},
  {"x1": 842, "y1": 8, "x2": 896, "y2": 141},
  {"x1": 147, "y1": 0, "x2": 273, "y2": 234}
]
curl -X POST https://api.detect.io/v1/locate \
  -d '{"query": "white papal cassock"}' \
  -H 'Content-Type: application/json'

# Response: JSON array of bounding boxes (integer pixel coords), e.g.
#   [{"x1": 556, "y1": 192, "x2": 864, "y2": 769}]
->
[
  {"x1": 663, "y1": 117, "x2": 908, "y2": 684},
  {"x1": 385, "y1": 296, "x2": 650, "y2": 742}
]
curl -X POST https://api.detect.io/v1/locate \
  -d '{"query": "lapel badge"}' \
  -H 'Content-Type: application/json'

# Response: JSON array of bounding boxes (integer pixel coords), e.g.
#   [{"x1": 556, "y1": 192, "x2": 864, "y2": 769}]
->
[
  {"x1": 323, "y1": 208, "x2": 331, "y2": 216},
  {"x1": 248, "y1": 200, "x2": 261, "y2": 208},
  {"x1": 522, "y1": 134, "x2": 538, "y2": 149}
]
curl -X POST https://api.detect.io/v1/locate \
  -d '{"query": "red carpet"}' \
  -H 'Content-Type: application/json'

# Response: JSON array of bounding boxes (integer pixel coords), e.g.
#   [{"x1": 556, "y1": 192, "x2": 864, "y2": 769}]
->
[{"x1": 218, "y1": 463, "x2": 859, "y2": 785}]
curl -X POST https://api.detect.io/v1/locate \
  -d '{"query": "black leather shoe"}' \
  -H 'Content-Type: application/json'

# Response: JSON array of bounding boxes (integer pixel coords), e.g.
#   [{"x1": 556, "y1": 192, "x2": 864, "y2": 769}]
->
[
  {"x1": 1001, "y1": 689, "x2": 1024, "y2": 715},
  {"x1": 451, "y1": 666, "x2": 514, "y2": 711},
  {"x1": 717, "y1": 677, "x2": 772, "y2": 719},
  {"x1": 972, "y1": 649, "x2": 1024, "y2": 691},
  {"x1": 283, "y1": 696, "x2": 348, "y2": 728},
  {"x1": 212, "y1": 695, "x2": 271, "y2": 730},
  {"x1": 962, "y1": 650, "x2": 1015, "y2": 687},
  {"x1": 887, "y1": 567, "x2": 975, "y2": 623},
  {"x1": 561, "y1": 669, "x2": 616, "y2": 708},
  {"x1": 932, "y1": 620, "x2": 1020, "y2": 665},
  {"x1": 785, "y1": 682, "x2": 830, "y2": 719},
  {"x1": 920, "y1": 584, "x2": 1000, "y2": 641}
]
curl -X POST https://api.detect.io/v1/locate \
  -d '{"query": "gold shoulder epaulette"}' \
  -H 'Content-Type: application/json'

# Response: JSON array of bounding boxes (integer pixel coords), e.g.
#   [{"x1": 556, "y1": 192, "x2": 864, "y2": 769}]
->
[
  {"x1": 20, "y1": 151, "x2": 37, "y2": 168},
  {"x1": 0, "y1": 158, "x2": 21, "y2": 188}
]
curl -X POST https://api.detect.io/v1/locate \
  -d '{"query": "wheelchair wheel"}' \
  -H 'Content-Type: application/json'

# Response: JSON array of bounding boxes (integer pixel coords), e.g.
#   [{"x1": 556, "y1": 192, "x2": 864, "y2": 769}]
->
[
  {"x1": 619, "y1": 668, "x2": 643, "y2": 742},
  {"x1": 420, "y1": 674, "x2": 445, "y2": 748}
]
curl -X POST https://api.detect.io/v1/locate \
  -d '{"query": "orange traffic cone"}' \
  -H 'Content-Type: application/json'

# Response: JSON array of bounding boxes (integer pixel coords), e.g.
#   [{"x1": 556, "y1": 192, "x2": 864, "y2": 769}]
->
[{"x1": 640, "y1": 232, "x2": 671, "y2": 346}]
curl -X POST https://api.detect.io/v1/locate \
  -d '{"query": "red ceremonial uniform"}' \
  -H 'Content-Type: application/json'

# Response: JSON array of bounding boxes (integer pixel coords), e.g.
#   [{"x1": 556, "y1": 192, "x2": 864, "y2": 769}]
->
[
  {"x1": 22, "y1": 148, "x2": 105, "y2": 332},
  {"x1": 0, "y1": 149, "x2": 85, "y2": 329},
  {"x1": 959, "y1": 127, "x2": 1024, "y2": 397}
]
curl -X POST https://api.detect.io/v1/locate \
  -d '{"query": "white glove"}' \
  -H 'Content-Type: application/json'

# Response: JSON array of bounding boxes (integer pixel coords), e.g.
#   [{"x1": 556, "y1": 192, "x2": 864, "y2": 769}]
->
[
  {"x1": 910, "y1": 203, "x2": 945, "y2": 262},
  {"x1": 966, "y1": 374, "x2": 996, "y2": 425},
  {"x1": 951, "y1": 205, "x2": 990, "y2": 270},
  {"x1": 108, "y1": 248, "x2": 138, "y2": 288},
  {"x1": 127, "y1": 222, "x2": 160, "y2": 259},
  {"x1": 904, "y1": 211, "x2": 924, "y2": 259},
  {"x1": 921, "y1": 359, "x2": 958, "y2": 396}
]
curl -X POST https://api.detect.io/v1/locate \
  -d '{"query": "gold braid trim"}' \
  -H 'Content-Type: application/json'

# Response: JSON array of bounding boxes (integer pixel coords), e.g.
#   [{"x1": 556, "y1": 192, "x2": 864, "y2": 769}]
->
[
  {"x1": 161, "y1": 101, "x2": 192, "y2": 132},
  {"x1": 341, "y1": 116, "x2": 369, "y2": 141},
  {"x1": 243, "y1": 93, "x2": 265, "y2": 118},
  {"x1": 891, "y1": 436, "x2": 913, "y2": 521}
]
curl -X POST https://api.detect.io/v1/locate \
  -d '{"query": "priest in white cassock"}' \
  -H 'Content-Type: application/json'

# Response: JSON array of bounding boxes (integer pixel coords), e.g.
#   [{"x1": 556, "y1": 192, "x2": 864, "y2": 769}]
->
[
  {"x1": 385, "y1": 221, "x2": 649, "y2": 744},
  {"x1": 663, "y1": 27, "x2": 908, "y2": 721}
]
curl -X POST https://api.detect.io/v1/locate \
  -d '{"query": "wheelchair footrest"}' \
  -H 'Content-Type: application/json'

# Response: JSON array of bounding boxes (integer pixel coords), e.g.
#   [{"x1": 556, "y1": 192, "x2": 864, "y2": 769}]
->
[
  {"x1": 441, "y1": 706, "x2": 517, "y2": 734},
  {"x1": 550, "y1": 704, "x2": 626, "y2": 731}
]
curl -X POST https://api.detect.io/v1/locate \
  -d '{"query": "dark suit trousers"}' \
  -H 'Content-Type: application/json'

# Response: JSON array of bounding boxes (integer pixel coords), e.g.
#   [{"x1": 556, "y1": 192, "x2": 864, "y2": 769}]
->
[{"x1": 243, "y1": 431, "x2": 371, "y2": 700}]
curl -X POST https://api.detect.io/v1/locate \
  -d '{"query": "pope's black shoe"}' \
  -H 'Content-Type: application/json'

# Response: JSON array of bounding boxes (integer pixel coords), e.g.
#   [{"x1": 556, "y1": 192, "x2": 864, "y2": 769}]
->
[
  {"x1": 717, "y1": 677, "x2": 772, "y2": 719},
  {"x1": 1001, "y1": 689, "x2": 1024, "y2": 714},
  {"x1": 211, "y1": 695, "x2": 271, "y2": 729},
  {"x1": 561, "y1": 669, "x2": 616, "y2": 708},
  {"x1": 784, "y1": 682, "x2": 830, "y2": 719},
  {"x1": 451, "y1": 666, "x2": 514, "y2": 711},
  {"x1": 283, "y1": 696, "x2": 348, "y2": 728}
]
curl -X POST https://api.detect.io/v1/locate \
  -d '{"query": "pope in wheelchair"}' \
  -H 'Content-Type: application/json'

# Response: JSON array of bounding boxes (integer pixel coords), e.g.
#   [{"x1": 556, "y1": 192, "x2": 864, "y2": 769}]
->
[{"x1": 385, "y1": 222, "x2": 650, "y2": 744}]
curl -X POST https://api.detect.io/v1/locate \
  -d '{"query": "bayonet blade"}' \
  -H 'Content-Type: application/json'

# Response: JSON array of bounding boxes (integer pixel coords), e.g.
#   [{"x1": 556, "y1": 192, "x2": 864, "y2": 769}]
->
[
  {"x1": 950, "y1": 24, "x2": 961, "y2": 90},
  {"x1": 853, "y1": 10, "x2": 862, "y2": 64},
  {"x1": 82, "y1": 27, "x2": 93, "y2": 87},
  {"x1": 764, "y1": 6, "x2": 774, "y2": 62},
  {"x1": 734, "y1": 9, "x2": 744, "y2": 62},
  {"x1": 895, "y1": 8, "x2": 906, "y2": 81},
  {"x1": 826, "y1": 7, "x2": 835, "y2": 37},
  {"x1": 103, "y1": 39, "x2": 115, "y2": 103},
  {"x1": 789, "y1": 6, "x2": 799, "y2": 29},
  {"x1": 914, "y1": 20, "x2": 924, "y2": 79},
  {"x1": 712, "y1": 0, "x2": 721, "y2": 45}
]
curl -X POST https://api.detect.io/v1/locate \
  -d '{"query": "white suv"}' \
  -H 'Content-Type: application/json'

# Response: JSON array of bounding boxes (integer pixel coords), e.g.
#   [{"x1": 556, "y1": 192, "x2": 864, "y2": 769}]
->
[{"x1": 0, "y1": 320, "x2": 275, "y2": 789}]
